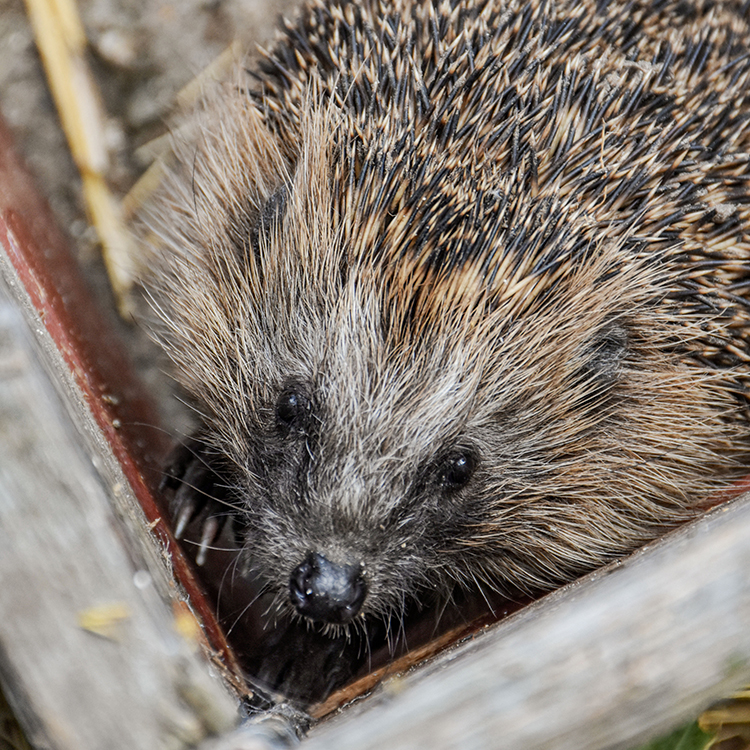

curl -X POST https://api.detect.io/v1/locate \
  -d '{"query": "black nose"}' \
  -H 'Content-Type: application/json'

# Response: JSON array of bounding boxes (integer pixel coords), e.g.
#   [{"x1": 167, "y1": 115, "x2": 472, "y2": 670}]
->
[{"x1": 289, "y1": 552, "x2": 367, "y2": 624}]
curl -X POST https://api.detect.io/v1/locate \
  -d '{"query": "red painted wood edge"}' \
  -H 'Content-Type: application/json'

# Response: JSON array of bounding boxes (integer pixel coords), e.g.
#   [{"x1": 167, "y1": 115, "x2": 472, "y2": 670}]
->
[
  {"x1": 0, "y1": 114, "x2": 245, "y2": 691},
  {"x1": 697, "y1": 474, "x2": 750, "y2": 511}
]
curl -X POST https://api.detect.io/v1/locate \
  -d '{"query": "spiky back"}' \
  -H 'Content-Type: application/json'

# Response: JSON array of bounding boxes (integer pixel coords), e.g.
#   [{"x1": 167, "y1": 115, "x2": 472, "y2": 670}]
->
[{"x1": 253, "y1": 0, "x2": 750, "y2": 371}]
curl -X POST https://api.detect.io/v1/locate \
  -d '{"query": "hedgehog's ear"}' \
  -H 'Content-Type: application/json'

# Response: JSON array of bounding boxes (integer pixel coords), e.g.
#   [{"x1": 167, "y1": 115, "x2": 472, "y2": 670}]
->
[
  {"x1": 569, "y1": 320, "x2": 628, "y2": 402},
  {"x1": 250, "y1": 184, "x2": 289, "y2": 260},
  {"x1": 579, "y1": 321, "x2": 629, "y2": 389}
]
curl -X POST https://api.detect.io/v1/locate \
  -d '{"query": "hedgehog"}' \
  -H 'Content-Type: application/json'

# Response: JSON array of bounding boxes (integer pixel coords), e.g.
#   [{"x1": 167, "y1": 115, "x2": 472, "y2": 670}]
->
[{"x1": 142, "y1": 0, "x2": 750, "y2": 704}]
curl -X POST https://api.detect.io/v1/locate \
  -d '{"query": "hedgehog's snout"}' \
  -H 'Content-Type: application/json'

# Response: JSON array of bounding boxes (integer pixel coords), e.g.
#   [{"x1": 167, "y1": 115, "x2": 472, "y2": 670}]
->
[{"x1": 289, "y1": 552, "x2": 367, "y2": 624}]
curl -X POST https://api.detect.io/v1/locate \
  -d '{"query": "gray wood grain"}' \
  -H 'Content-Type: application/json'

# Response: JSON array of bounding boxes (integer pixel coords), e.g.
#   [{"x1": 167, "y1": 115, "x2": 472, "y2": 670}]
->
[
  {"x1": 304, "y1": 494, "x2": 750, "y2": 750},
  {"x1": 0, "y1": 248, "x2": 237, "y2": 749}
]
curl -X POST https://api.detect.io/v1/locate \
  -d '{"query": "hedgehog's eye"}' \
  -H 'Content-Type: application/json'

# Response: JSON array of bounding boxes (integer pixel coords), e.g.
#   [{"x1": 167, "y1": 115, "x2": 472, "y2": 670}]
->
[
  {"x1": 437, "y1": 451, "x2": 476, "y2": 489},
  {"x1": 275, "y1": 389, "x2": 312, "y2": 433}
]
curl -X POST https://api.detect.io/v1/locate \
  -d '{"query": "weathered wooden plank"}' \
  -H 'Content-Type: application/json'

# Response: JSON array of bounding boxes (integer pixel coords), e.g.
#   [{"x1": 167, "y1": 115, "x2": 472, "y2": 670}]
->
[
  {"x1": 304, "y1": 494, "x2": 750, "y2": 750},
  {"x1": 0, "y1": 266, "x2": 236, "y2": 749},
  {"x1": 0, "y1": 113, "x2": 243, "y2": 672},
  {"x1": 0, "y1": 119, "x2": 239, "y2": 748}
]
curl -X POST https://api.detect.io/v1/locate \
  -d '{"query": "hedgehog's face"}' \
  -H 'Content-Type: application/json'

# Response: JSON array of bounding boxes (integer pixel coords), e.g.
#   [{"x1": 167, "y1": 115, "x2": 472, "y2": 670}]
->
[
  {"x1": 226, "y1": 289, "x2": 492, "y2": 627},
  {"x1": 216, "y1": 232, "x2": 749, "y2": 634},
  {"x1": 201, "y1": 181, "x2": 682, "y2": 629},
  {"x1": 236, "y1": 376, "x2": 483, "y2": 627},
  {"x1": 222, "y1": 263, "x2": 657, "y2": 629}
]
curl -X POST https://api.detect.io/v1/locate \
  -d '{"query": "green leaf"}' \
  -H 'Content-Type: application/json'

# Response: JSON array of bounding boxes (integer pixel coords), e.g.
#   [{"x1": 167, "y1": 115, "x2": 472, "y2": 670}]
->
[{"x1": 636, "y1": 720, "x2": 715, "y2": 750}]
